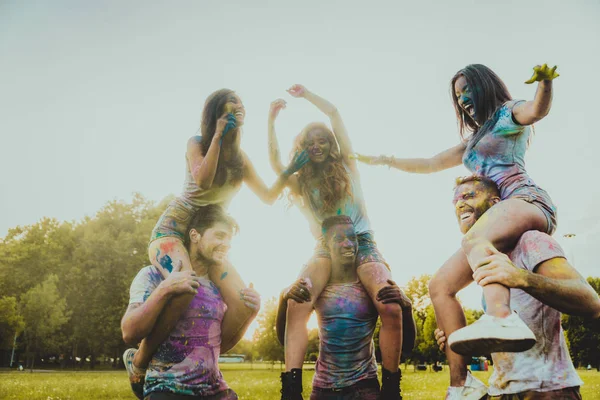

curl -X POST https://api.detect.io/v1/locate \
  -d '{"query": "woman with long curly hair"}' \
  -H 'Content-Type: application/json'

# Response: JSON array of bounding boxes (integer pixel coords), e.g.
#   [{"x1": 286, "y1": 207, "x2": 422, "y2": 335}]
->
[
  {"x1": 123, "y1": 88, "x2": 308, "y2": 399},
  {"x1": 353, "y1": 64, "x2": 560, "y2": 395},
  {"x1": 269, "y1": 85, "x2": 406, "y2": 400}
]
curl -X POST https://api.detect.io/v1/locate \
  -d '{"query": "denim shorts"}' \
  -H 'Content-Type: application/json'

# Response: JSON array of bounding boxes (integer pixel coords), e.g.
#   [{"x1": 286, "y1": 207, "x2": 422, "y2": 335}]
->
[
  {"x1": 145, "y1": 388, "x2": 238, "y2": 400},
  {"x1": 486, "y1": 386, "x2": 581, "y2": 400},
  {"x1": 310, "y1": 378, "x2": 380, "y2": 400},
  {"x1": 508, "y1": 185, "x2": 557, "y2": 235},
  {"x1": 149, "y1": 199, "x2": 195, "y2": 244},
  {"x1": 312, "y1": 231, "x2": 388, "y2": 269}
]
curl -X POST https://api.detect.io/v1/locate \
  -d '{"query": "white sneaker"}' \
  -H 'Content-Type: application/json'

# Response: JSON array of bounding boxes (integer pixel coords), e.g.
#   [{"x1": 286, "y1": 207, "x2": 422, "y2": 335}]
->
[
  {"x1": 445, "y1": 370, "x2": 488, "y2": 400},
  {"x1": 448, "y1": 312, "x2": 536, "y2": 355}
]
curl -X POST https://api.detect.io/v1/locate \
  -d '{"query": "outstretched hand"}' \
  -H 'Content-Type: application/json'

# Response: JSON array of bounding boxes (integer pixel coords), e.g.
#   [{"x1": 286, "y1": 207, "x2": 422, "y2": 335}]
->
[
  {"x1": 525, "y1": 64, "x2": 559, "y2": 84},
  {"x1": 286, "y1": 84, "x2": 307, "y2": 98},
  {"x1": 269, "y1": 99, "x2": 287, "y2": 120},
  {"x1": 283, "y1": 150, "x2": 310, "y2": 176},
  {"x1": 349, "y1": 153, "x2": 387, "y2": 166}
]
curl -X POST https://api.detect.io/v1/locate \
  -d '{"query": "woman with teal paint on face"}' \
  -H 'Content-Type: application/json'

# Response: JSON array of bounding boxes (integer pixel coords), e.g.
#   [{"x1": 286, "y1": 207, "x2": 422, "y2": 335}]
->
[
  {"x1": 353, "y1": 64, "x2": 560, "y2": 357},
  {"x1": 269, "y1": 85, "x2": 407, "y2": 400},
  {"x1": 123, "y1": 89, "x2": 309, "y2": 399}
]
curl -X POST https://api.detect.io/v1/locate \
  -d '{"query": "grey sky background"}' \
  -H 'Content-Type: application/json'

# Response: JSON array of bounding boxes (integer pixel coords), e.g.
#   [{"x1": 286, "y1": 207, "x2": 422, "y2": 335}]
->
[{"x1": 2, "y1": 0, "x2": 599, "y2": 334}]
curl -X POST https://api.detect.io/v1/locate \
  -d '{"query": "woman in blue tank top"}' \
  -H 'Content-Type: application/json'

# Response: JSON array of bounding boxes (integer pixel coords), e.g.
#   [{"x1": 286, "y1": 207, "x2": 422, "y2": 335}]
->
[
  {"x1": 269, "y1": 85, "x2": 404, "y2": 400},
  {"x1": 353, "y1": 64, "x2": 560, "y2": 358}
]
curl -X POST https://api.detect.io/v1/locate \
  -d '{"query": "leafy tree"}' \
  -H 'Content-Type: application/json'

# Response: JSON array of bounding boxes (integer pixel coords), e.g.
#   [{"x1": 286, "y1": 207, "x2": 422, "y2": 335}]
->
[
  {"x1": 563, "y1": 277, "x2": 600, "y2": 369},
  {"x1": 20, "y1": 274, "x2": 70, "y2": 369},
  {"x1": 0, "y1": 296, "x2": 25, "y2": 349},
  {"x1": 254, "y1": 297, "x2": 284, "y2": 363}
]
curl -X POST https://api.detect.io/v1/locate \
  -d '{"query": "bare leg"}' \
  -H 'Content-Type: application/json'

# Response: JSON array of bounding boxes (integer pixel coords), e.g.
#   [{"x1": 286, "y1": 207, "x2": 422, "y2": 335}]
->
[
  {"x1": 285, "y1": 258, "x2": 331, "y2": 370},
  {"x1": 357, "y1": 262, "x2": 402, "y2": 372},
  {"x1": 462, "y1": 199, "x2": 548, "y2": 318},
  {"x1": 429, "y1": 249, "x2": 473, "y2": 386}
]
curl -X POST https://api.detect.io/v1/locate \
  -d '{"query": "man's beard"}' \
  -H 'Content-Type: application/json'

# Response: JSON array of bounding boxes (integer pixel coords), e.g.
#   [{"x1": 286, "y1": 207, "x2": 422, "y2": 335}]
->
[{"x1": 193, "y1": 248, "x2": 220, "y2": 268}]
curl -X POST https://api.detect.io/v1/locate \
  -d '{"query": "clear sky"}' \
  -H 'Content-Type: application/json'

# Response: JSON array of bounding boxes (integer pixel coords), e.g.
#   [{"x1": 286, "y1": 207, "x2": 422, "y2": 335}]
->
[{"x1": 1, "y1": 0, "x2": 599, "y2": 337}]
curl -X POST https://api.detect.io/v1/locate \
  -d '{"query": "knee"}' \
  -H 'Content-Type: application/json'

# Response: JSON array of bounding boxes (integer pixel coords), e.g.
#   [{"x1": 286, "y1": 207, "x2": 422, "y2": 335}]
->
[
  {"x1": 377, "y1": 302, "x2": 402, "y2": 326},
  {"x1": 287, "y1": 298, "x2": 312, "y2": 318},
  {"x1": 429, "y1": 273, "x2": 457, "y2": 301},
  {"x1": 460, "y1": 233, "x2": 478, "y2": 254}
]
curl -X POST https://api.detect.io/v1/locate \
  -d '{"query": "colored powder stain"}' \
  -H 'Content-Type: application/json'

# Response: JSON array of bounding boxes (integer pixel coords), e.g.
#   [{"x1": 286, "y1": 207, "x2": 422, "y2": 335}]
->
[
  {"x1": 156, "y1": 250, "x2": 174, "y2": 273},
  {"x1": 336, "y1": 208, "x2": 342, "y2": 215},
  {"x1": 220, "y1": 272, "x2": 228, "y2": 280},
  {"x1": 160, "y1": 241, "x2": 177, "y2": 254}
]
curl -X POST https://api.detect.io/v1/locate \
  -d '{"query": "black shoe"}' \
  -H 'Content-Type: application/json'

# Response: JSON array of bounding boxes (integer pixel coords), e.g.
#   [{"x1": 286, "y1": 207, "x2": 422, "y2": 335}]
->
[
  {"x1": 381, "y1": 368, "x2": 402, "y2": 400},
  {"x1": 280, "y1": 368, "x2": 303, "y2": 400}
]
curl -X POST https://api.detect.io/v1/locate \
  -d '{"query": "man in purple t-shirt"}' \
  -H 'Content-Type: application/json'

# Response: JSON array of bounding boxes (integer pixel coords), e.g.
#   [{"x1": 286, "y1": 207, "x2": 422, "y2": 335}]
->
[
  {"x1": 434, "y1": 175, "x2": 600, "y2": 400},
  {"x1": 121, "y1": 205, "x2": 260, "y2": 400},
  {"x1": 276, "y1": 215, "x2": 416, "y2": 400}
]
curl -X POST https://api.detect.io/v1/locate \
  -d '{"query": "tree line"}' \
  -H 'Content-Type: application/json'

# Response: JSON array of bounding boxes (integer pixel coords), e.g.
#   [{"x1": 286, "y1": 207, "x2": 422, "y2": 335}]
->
[{"x1": 0, "y1": 195, "x2": 598, "y2": 370}]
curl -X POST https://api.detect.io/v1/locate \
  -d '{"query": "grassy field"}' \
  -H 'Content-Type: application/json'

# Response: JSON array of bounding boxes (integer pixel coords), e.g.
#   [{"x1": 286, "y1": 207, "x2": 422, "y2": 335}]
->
[{"x1": 1, "y1": 364, "x2": 599, "y2": 399}]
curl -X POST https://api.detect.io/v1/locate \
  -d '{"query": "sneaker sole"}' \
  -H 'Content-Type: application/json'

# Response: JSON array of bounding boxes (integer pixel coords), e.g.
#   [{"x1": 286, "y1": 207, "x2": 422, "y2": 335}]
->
[
  {"x1": 462, "y1": 386, "x2": 489, "y2": 400},
  {"x1": 450, "y1": 337, "x2": 536, "y2": 355}
]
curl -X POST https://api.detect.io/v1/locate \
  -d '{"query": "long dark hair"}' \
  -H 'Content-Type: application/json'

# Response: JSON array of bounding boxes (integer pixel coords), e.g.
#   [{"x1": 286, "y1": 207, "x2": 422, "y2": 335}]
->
[
  {"x1": 199, "y1": 89, "x2": 244, "y2": 187},
  {"x1": 450, "y1": 64, "x2": 512, "y2": 146}
]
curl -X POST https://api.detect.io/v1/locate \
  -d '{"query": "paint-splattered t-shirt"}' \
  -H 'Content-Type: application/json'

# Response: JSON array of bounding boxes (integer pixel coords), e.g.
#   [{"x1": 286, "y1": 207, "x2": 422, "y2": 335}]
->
[
  {"x1": 487, "y1": 232, "x2": 583, "y2": 395},
  {"x1": 128, "y1": 266, "x2": 230, "y2": 397},
  {"x1": 312, "y1": 281, "x2": 378, "y2": 389},
  {"x1": 462, "y1": 101, "x2": 546, "y2": 200}
]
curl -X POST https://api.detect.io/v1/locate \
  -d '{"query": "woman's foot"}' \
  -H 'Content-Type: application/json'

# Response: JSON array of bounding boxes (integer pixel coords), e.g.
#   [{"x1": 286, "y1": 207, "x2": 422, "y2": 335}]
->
[{"x1": 448, "y1": 312, "x2": 536, "y2": 355}]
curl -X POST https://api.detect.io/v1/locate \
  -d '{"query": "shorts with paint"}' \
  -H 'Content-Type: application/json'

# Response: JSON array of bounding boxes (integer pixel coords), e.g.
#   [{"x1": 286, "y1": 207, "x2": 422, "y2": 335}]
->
[
  {"x1": 149, "y1": 199, "x2": 195, "y2": 243},
  {"x1": 462, "y1": 100, "x2": 557, "y2": 235},
  {"x1": 313, "y1": 231, "x2": 388, "y2": 268},
  {"x1": 149, "y1": 135, "x2": 242, "y2": 244}
]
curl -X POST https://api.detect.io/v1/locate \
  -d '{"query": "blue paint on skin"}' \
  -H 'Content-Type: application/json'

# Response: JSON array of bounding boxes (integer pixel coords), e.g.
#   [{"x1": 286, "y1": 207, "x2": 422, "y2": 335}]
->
[
  {"x1": 220, "y1": 272, "x2": 228, "y2": 280},
  {"x1": 156, "y1": 249, "x2": 174, "y2": 273}
]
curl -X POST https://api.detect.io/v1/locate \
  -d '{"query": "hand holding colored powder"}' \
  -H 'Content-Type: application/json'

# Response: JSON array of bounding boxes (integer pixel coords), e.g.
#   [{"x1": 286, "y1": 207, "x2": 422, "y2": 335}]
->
[
  {"x1": 525, "y1": 64, "x2": 559, "y2": 84},
  {"x1": 283, "y1": 150, "x2": 310, "y2": 176}
]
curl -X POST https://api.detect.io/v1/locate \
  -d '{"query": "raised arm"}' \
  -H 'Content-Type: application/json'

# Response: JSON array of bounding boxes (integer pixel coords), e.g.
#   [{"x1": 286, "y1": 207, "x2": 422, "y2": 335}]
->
[
  {"x1": 287, "y1": 85, "x2": 355, "y2": 169},
  {"x1": 268, "y1": 99, "x2": 288, "y2": 175},
  {"x1": 513, "y1": 64, "x2": 559, "y2": 126},
  {"x1": 243, "y1": 151, "x2": 307, "y2": 205},
  {"x1": 187, "y1": 114, "x2": 235, "y2": 190},
  {"x1": 352, "y1": 142, "x2": 466, "y2": 174}
]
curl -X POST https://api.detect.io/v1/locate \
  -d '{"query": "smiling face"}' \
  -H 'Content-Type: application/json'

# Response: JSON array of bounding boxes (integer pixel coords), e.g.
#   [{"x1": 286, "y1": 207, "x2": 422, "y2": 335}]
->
[
  {"x1": 452, "y1": 180, "x2": 500, "y2": 234},
  {"x1": 303, "y1": 127, "x2": 333, "y2": 164},
  {"x1": 326, "y1": 223, "x2": 358, "y2": 268},
  {"x1": 222, "y1": 93, "x2": 246, "y2": 126},
  {"x1": 190, "y1": 221, "x2": 234, "y2": 265},
  {"x1": 454, "y1": 75, "x2": 476, "y2": 120}
]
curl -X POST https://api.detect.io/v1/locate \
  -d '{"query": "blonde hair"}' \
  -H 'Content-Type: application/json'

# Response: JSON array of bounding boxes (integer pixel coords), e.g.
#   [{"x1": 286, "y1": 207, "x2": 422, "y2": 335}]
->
[{"x1": 288, "y1": 122, "x2": 353, "y2": 213}]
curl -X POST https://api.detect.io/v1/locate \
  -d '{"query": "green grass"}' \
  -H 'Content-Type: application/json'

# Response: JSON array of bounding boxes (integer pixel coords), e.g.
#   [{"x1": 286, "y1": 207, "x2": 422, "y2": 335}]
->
[{"x1": 1, "y1": 365, "x2": 599, "y2": 399}]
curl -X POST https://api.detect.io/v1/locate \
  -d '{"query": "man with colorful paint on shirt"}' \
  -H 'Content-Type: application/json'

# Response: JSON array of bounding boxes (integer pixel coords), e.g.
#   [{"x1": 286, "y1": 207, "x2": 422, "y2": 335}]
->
[
  {"x1": 276, "y1": 215, "x2": 416, "y2": 400},
  {"x1": 434, "y1": 175, "x2": 600, "y2": 400},
  {"x1": 121, "y1": 205, "x2": 260, "y2": 400}
]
